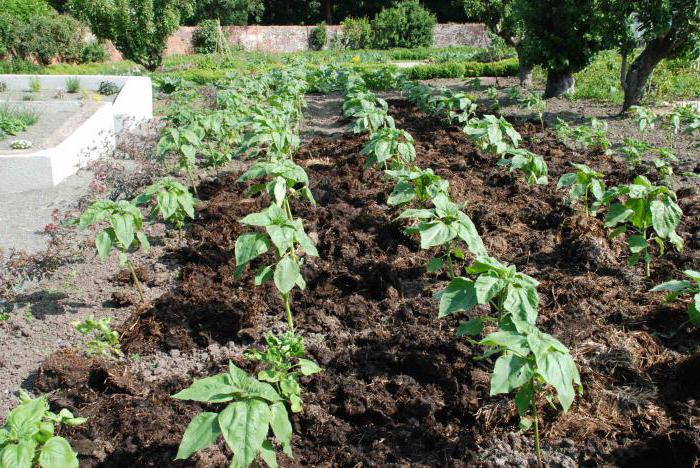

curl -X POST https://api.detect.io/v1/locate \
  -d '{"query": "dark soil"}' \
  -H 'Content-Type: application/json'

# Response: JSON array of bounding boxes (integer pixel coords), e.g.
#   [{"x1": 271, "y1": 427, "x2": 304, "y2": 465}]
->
[{"x1": 35, "y1": 101, "x2": 700, "y2": 467}]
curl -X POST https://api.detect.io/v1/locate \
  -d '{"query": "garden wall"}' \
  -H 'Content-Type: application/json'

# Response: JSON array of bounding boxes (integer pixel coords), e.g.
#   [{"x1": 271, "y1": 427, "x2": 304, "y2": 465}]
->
[{"x1": 105, "y1": 23, "x2": 490, "y2": 59}]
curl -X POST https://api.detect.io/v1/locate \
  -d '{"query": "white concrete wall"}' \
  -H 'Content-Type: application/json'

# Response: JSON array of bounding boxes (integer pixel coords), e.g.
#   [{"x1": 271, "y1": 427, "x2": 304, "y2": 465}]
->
[{"x1": 0, "y1": 75, "x2": 152, "y2": 193}]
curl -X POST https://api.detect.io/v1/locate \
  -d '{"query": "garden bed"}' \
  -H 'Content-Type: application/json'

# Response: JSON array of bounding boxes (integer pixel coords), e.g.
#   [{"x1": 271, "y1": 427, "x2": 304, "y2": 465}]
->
[{"x1": 33, "y1": 101, "x2": 700, "y2": 466}]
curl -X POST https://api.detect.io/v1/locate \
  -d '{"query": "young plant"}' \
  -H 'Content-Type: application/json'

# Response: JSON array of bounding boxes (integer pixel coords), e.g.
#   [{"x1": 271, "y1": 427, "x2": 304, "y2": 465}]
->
[
  {"x1": 572, "y1": 118, "x2": 611, "y2": 153},
  {"x1": 556, "y1": 163, "x2": 606, "y2": 216},
  {"x1": 360, "y1": 127, "x2": 416, "y2": 170},
  {"x1": 134, "y1": 178, "x2": 197, "y2": 240},
  {"x1": 73, "y1": 315, "x2": 123, "y2": 359},
  {"x1": 173, "y1": 362, "x2": 294, "y2": 467},
  {"x1": 434, "y1": 89, "x2": 477, "y2": 125},
  {"x1": 603, "y1": 175, "x2": 683, "y2": 276},
  {"x1": 651, "y1": 270, "x2": 700, "y2": 327},
  {"x1": 29, "y1": 77, "x2": 41, "y2": 93},
  {"x1": 76, "y1": 200, "x2": 150, "y2": 302},
  {"x1": 0, "y1": 390, "x2": 86, "y2": 468},
  {"x1": 668, "y1": 104, "x2": 700, "y2": 135},
  {"x1": 245, "y1": 332, "x2": 321, "y2": 413},
  {"x1": 65, "y1": 77, "x2": 80, "y2": 94},
  {"x1": 497, "y1": 149, "x2": 548, "y2": 186},
  {"x1": 478, "y1": 319, "x2": 581, "y2": 467},
  {"x1": 398, "y1": 193, "x2": 486, "y2": 277},
  {"x1": 385, "y1": 167, "x2": 450, "y2": 207},
  {"x1": 348, "y1": 105, "x2": 395, "y2": 135},
  {"x1": 618, "y1": 138, "x2": 652, "y2": 167},
  {"x1": 520, "y1": 92, "x2": 546, "y2": 131},
  {"x1": 234, "y1": 204, "x2": 318, "y2": 332},
  {"x1": 653, "y1": 148, "x2": 678, "y2": 186},
  {"x1": 156, "y1": 126, "x2": 204, "y2": 195},
  {"x1": 438, "y1": 255, "x2": 540, "y2": 326},
  {"x1": 486, "y1": 86, "x2": 499, "y2": 111},
  {"x1": 505, "y1": 86, "x2": 521, "y2": 101},
  {"x1": 629, "y1": 105, "x2": 659, "y2": 133},
  {"x1": 463, "y1": 115, "x2": 522, "y2": 155},
  {"x1": 237, "y1": 159, "x2": 315, "y2": 215},
  {"x1": 554, "y1": 118, "x2": 572, "y2": 145}
]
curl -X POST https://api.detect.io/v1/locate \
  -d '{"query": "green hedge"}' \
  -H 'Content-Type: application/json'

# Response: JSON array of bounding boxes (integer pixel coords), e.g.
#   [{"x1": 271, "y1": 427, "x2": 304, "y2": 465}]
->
[{"x1": 406, "y1": 58, "x2": 518, "y2": 80}]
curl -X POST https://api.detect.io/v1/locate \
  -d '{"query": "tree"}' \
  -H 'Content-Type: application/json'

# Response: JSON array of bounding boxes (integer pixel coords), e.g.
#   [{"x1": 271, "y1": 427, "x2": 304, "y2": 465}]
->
[
  {"x1": 67, "y1": 0, "x2": 193, "y2": 71},
  {"x1": 463, "y1": 0, "x2": 532, "y2": 86},
  {"x1": 187, "y1": 0, "x2": 263, "y2": 26},
  {"x1": 616, "y1": 0, "x2": 700, "y2": 110},
  {"x1": 372, "y1": 0, "x2": 436, "y2": 49},
  {"x1": 518, "y1": 0, "x2": 609, "y2": 98}
]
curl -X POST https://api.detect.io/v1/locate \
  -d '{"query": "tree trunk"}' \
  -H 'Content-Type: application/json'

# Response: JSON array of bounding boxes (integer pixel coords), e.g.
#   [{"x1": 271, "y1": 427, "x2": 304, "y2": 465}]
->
[
  {"x1": 322, "y1": 0, "x2": 332, "y2": 24},
  {"x1": 518, "y1": 59, "x2": 533, "y2": 88},
  {"x1": 543, "y1": 70, "x2": 575, "y2": 98},
  {"x1": 621, "y1": 35, "x2": 676, "y2": 112}
]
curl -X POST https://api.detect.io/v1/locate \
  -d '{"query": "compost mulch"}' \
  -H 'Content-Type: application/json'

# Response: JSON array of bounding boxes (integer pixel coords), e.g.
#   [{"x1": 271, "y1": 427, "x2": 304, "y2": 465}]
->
[{"x1": 36, "y1": 101, "x2": 700, "y2": 467}]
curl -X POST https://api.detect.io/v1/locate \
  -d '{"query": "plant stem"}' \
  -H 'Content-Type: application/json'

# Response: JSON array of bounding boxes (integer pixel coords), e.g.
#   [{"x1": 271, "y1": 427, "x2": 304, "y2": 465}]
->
[
  {"x1": 445, "y1": 243, "x2": 456, "y2": 279},
  {"x1": 186, "y1": 166, "x2": 198, "y2": 197},
  {"x1": 127, "y1": 260, "x2": 145, "y2": 303},
  {"x1": 531, "y1": 381, "x2": 543, "y2": 468},
  {"x1": 283, "y1": 293, "x2": 294, "y2": 332}
]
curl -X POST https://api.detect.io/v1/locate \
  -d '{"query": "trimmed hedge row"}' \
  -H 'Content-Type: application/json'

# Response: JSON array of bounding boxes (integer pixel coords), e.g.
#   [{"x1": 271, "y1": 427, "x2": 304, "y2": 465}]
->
[{"x1": 406, "y1": 58, "x2": 518, "y2": 80}]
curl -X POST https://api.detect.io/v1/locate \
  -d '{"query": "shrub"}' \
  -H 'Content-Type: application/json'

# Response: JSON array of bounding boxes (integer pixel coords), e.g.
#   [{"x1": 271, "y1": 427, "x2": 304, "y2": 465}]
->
[
  {"x1": 0, "y1": 57, "x2": 41, "y2": 74},
  {"x1": 0, "y1": 13, "x2": 20, "y2": 57},
  {"x1": 65, "y1": 76, "x2": 80, "y2": 93},
  {"x1": 98, "y1": 80, "x2": 120, "y2": 95},
  {"x1": 405, "y1": 58, "x2": 518, "y2": 80},
  {"x1": 80, "y1": 40, "x2": 109, "y2": 63},
  {"x1": 338, "y1": 17, "x2": 373, "y2": 50},
  {"x1": 14, "y1": 14, "x2": 85, "y2": 65},
  {"x1": 192, "y1": 19, "x2": 221, "y2": 54},
  {"x1": 371, "y1": 0, "x2": 436, "y2": 49},
  {"x1": 0, "y1": 0, "x2": 52, "y2": 22},
  {"x1": 309, "y1": 22, "x2": 327, "y2": 51}
]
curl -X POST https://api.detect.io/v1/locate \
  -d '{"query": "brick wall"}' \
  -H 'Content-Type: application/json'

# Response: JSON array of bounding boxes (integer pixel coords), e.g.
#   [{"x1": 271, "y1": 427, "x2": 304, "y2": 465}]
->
[{"x1": 106, "y1": 23, "x2": 490, "y2": 61}]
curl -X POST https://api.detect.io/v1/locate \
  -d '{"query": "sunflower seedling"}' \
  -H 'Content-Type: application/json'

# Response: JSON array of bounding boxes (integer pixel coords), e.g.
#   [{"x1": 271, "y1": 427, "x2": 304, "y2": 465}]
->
[
  {"x1": 463, "y1": 115, "x2": 522, "y2": 155},
  {"x1": 134, "y1": 178, "x2": 197, "y2": 241},
  {"x1": 76, "y1": 200, "x2": 150, "y2": 302},
  {"x1": 245, "y1": 332, "x2": 321, "y2": 413},
  {"x1": 497, "y1": 148, "x2": 548, "y2": 186},
  {"x1": 603, "y1": 175, "x2": 683, "y2": 276},
  {"x1": 556, "y1": 163, "x2": 606, "y2": 216},
  {"x1": 173, "y1": 362, "x2": 294, "y2": 467},
  {"x1": 0, "y1": 390, "x2": 86, "y2": 468},
  {"x1": 651, "y1": 270, "x2": 700, "y2": 327},
  {"x1": 360, "y1": 127, "x2": 416, "y2": 170},
  {"x1": 398, "y1": 193, "x2": 486, "y2": 277},
  {"x1": 385, "y1": 167, "x2": 450, "y2": 207}
]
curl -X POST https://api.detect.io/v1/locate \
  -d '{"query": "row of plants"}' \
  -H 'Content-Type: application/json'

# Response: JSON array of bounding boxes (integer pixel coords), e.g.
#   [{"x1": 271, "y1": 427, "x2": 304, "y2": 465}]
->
[{"x1": 337, "y1": 70, "x2": 580, "y2": 465}]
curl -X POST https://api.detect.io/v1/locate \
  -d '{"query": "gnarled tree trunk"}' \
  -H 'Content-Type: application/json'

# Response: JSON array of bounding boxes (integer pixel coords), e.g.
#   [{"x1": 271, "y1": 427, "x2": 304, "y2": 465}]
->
[
  {"x1": 544, "y1": 70, "x2": 575, "y2": 98},
  {"x1": 518, "y1": 59, "x2": 533, "y2": 88},
  {"x1": 622, "y1": 34, "x2": 677, "y2": 112}
]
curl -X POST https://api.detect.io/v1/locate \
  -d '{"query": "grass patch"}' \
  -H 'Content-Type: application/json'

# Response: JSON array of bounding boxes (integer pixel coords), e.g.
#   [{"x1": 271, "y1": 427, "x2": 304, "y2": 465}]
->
[{"x1": 0, "y1": 106, "x2": 39, "y2": 140}]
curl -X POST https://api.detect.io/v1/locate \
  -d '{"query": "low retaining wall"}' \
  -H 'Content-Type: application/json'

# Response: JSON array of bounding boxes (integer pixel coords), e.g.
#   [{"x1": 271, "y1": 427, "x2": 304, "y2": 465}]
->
[
  {"x1": 106, "y1": 23, "x2": 490, "y2": 59},
  {"x1": 0, "y1": 75, "x2": 152, "y2": 193}
]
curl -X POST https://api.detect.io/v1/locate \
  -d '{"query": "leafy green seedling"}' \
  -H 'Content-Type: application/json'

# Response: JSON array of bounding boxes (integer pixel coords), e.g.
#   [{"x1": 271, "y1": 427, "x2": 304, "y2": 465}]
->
[
  {"x1": 360, "y1": 127, "x2": 416, "y2": 170},
  {"x1": 434, "y1": 89, "x2": 477, "y2": 125},
  {"x1": 438, "y1": 255, "x2": 539, "y2": 326},
  {"x1": 603, "y1": 175, "x2": 683, "y2": 276},
  {"x1": 0, "y1": 390, "x2": 86, "y2": 468},
  {"x1": 479, "y1": 319, "x2": 581, "y2": 467},
  {"x1": 134, "y1": 178, "x2": 196, "y2": 240},
  {"x1": 463, "y1": 115, "x2": 522, "y2": 155},
  {"x1": 238, "y1": 158, "x2": 315, "y2": 211},
  {"x1": 618, "y1": 138, "x2": 652, "y2": 167},
  {"x1": 629, "y1": 105, "x2": 659, "y2": 133},
  {"x1": 156, "y1": 126, "x2": 204, "y2": 195},
  {"x1": 245, "y1": 332, "x2": 321, "y2": 413},
  {"x1": 76, "y1": 200, "x2": 150, "y2": 302},
  {"x1": 173, "y1": 362, "x2": 294, "y2": 467},
  {"x1": 520, "y1": 92, "x2": 546, "y2": 131},
  {"x1": 348, "y1": 105, "x2": 395, "y2": 135},
  {"x1": 385, "y1": 167, "x2": 450, "y2": 207},
  {"x1": 556, "y1": 163, "x2": 606, "y2": 216},
  {"x1": 497, "y1": 149, "x2": 548, "y2": 186},
  {"x1": 399, "y1": 194, "x2": 486, "y2": 277},
  {"x1": 73, "y1": 315, "x2": 123, "y2": 359},
  {"x1": 651, "y1": 270, "x2": 700, "y2": 327},
  {"x1": 486, "y1": 86, "x2": 499, "y2": 111},
  {"x1": 234, "y1": 204, "x2": 318, "y2": 332}
]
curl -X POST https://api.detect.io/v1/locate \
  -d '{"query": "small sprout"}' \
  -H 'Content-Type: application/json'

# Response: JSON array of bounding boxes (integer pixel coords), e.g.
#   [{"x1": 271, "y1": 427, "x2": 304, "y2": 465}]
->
[
  {"x1": 73, "y1": 315, "x2": 123, "y2": 359},
  {"x1": 556, "y1": 163, "x2": 606, "y2": 216},
  {"x1": 497, "y1": 148, "x2": 549, "y2": 186}
]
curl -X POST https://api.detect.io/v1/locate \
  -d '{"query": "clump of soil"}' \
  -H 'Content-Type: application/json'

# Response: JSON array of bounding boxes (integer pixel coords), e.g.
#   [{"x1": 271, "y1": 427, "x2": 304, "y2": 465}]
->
[{"x1": 35, "y1": 101, "x2": 700, "y2": 467}]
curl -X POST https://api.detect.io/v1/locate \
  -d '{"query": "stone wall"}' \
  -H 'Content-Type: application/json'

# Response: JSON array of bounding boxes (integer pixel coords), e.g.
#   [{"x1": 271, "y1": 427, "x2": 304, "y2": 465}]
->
[{"x1": 106, "y1": 23, "x2": 489, "y2": 60}]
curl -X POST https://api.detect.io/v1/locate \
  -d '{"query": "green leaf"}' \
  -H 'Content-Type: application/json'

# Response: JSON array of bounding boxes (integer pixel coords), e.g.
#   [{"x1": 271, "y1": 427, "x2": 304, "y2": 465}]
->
[
  {"x1": 111, "y1": 213, "x2": 135, "y2": 249},
  {"x1": 438, "y1": 278, "x2": 478, "y2": 318},
  {"x1": 490, "y1": 353, "x2": 532, "y2": 395},
  {"x1": 175, "y1": 412, "x2": 222, "y2": 460},
  {"x1": 514, "y1": 382, "x2": 534, "y2": 417},
  {"x1": 38, "y1": 436, "x2": 79, "y2": 468},
  {"x1": 219, "y1": 400, "x2": 271, "y2": 468},
  {"x1": 605, "y1": 203, "x2": 634, "y2": 227},
  {"x1": 255, "y1": 265, "x2": 274, "y2": 286},
  {"x1": 650, "y1": 198, "x2": 682, "y2": 240},
  {"x1": 556, "y1": 173, "x2": 577, "y2": 189},
  {"x1": 136, "y1": 232, "x2": 150, "y2": 252},
  {"x1": 419, "y1": 221, "x2": 453, "y2": 249},
  {"x1": 426, "y1": 257, "x2": 444, "y2": 273},
  {"x1": 628, "y1": 234, "x2": 647, "y2": 254},
  {"x1": 274, "y1": 256, "x2": 300, "y2": 295},
  {"x1": 298, "y1": 358, "x2": 321, "y2": 376},
  {"x1": 269, "y1": 402, "x2": 293, "y2": 457},
  {"x1": 235, "y1": 233, "x2": 271, "y2": 266},
  {"x1": 172, "y1": 374, "x2": 235, "y2": 403},
  {"x1": 535, "y1": 350, "x2": 580, "y2": 412},
  {"x1": 474, "y1": 274, "x2": 505, "y2": 304},
  {"x1": 387, "y1": 181, "x2": 416, "y2": 206},
  {"x1": 241, "y1": 211, "x2": 272, "y2": 227},
  {"x1": 455, "y1": 318, "x2": 485, "y2": 337},
  {"x1": 650, "y1": 280, "x2": 691, "y2": 293},
  {"x1": 259, "y1": 440, "x2": 279, "y2": 468},
  {"x1": 1, "y1": 441, "x2": 36, "y2": 468},
  {"x1": 689, "y1": 294, "x2": 700, "y2": 326},
  {"x1": 503, "y1": 285, "x2": 538, "y2": 324},
  {"x1": 95, "y1": 230, "x2": 112, "y2": 260}
]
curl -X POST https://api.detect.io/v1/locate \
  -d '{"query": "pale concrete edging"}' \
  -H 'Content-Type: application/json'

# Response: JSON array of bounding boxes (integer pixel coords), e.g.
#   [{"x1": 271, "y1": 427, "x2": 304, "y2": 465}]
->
[{"x1": 0, "y1": 75, "x2": 152, "y2": 193}]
